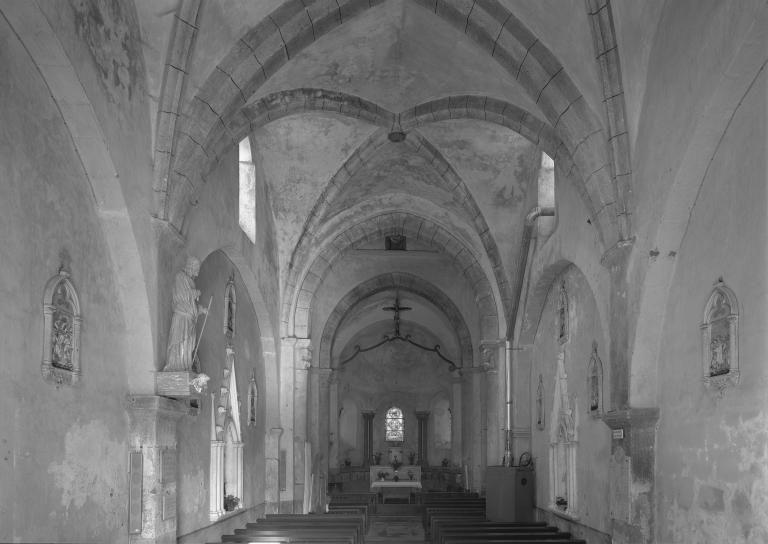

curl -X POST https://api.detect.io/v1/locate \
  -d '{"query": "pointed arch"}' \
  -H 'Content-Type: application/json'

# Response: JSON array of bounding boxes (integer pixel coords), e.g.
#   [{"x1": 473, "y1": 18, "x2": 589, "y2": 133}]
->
[
  {"x1": 164, "y1": 0, "x2": 622, "y2": 247},
  {"x1": 319, "y1": 272, "x2": 474, "y2": 370}
]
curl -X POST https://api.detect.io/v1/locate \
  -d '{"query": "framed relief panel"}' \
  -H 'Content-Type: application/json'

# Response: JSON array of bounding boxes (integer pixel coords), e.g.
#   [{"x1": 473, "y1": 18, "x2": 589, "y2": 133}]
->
[{"x1": 700, "y1": 281, "x2": 739, "y2": 393}]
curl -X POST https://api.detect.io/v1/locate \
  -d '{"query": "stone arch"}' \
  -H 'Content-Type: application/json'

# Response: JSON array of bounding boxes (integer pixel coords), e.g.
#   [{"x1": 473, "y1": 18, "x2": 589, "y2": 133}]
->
[
  {"x1": 519, "y1": 260, "x2": 573, "y2": 346},
  {"x1": 282, "y1": 123, "x2": 512, "y2": 333},
  {"x1": 628, "y1": 8, "x2": 768, "y2": 408},
  {"x1": 291, "y1": 213, "x2": 497, "y2": 340},
  {"x1": 3, "y1": 1, "x2": 155, "y2": 393},
  {"x1": 216, "y1": 247, "x2": 279, "y2": 431},
  {"x1": 164, "y1": 0, "x2": 622, "y2": 248},
  {"x1": 319, "y1": 273, "x2": 474, "y2": 370}
]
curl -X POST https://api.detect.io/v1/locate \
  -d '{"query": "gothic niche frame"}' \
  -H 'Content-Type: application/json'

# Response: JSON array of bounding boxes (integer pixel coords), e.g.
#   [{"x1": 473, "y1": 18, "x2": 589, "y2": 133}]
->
[
  {"x1": 536, "y1": 375, "x2": 545, "y2": 430},
  {"x1": 223, "y1": 276, "x2": 237, "y2": 339},
  {"x1": 42, "y1": 263, "x2": 83, "y2": 385},
  {"x1": 247, "y1": 369, "x2": 258, "y2": 428},
  {"x1": 557, "y1": 281, "x2": 569, "y2": 344},
  {"x1": 700, "y1": 281, "x2": 739, "y2": 392},
  {"x1": 587, "y1": 342, "x2": 603, "y2": 418}
]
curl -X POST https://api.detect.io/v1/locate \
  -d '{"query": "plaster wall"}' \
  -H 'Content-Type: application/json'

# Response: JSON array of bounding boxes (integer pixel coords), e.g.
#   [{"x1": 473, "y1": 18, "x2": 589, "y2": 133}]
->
[
  {"x1": 654, "y1": 68, "x2": 768, "y2": 544},
  {"x1": 33, "y1": 0, "x2": 159, "y2": 372},
  {"x1": 176, "y1": 250, "x2": 267, "y2": 538},
  {"x1": 254, "y1": 0, "x2": 543, "y2": 116},
  {"x1": 0, "y1": 16, "x2": 131, "y2": 542},
  {"x1": 185, "y1": 143, "x2": 281, "y2": 349},
  {"x1": 530, "y1": 266, "x2": 611, "y2": 537},
  {"x1": 626, "y1": 0, "x2": 766, "y2": 331},
  {"x1": 418, "y1": 120, "x2": 539, "y2": 294}
]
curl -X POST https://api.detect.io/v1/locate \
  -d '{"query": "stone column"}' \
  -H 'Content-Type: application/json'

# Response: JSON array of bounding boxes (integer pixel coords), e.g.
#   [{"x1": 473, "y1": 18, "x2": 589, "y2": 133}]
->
[
  {"x1": 265, "y1": 428, "x2": 283, "y2": 514},
  {"x1": 309, "y1": 367, "x2": 332, "y2": 480},
  {"x1": 603, "y1": 408, "x2": 660, "y2": 544},
  {"x1": 329, "y1": 376, "x2": 340, "y2": 473},
  {"x1": 293, "y1": 340, "x2": 311, "y2": 513},
  {"x1": 481, "y1": 340, "x2": 504, "y2": 467},
  {"x1": 415, "y1": 411, "x2": 430, "y2": 465},
  {"x1": 279, "y1": 337, "x2": 297, "y2": 512},
  {"x1": 319, "y1": 369, "x2": 332, "y2": 478},
  {"x1": 362, "y1": 410, "x2": 376, "y2": 466},
  {"x1": 450, "y1": 375, "x2": 463, "y2": 468},
  {"x1": 466, "y1": 366, "x2": 485, "y2": 492},
  {"x1": 124, "y1": 396, "x2": 187, "y2": 544},
  {"x1": 511, "y1": 346, "x2": 533, "y2": 460}
]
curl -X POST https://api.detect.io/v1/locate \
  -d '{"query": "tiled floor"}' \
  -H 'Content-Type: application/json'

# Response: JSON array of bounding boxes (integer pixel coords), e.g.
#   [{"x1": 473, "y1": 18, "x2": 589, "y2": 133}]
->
[{"x1": 367, "y1": 515, "x2": 425, "y2": 543}]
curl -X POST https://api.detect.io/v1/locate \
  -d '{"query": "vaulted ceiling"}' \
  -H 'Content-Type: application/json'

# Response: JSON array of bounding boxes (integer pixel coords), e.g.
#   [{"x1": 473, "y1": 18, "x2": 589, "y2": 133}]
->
[{"x1": 141, "y1": 0, "x2": 631, "y2": 367}]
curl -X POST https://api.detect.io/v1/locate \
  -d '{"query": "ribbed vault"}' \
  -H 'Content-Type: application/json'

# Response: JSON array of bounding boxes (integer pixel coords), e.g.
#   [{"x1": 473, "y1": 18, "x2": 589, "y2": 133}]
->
[
  {"x1": 160, "y1": 0, "x2": 623, "y2": 248},
  {"x1": 289, "y1": 212, "x2": 498, "y2": 339},
  {"x1": 319, "y1": 272, "x2": 472, "y2": 369}
]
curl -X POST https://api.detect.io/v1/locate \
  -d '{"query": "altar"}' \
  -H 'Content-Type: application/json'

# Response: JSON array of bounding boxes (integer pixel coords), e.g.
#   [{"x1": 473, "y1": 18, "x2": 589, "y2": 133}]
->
[{"x1": 370, "y1": 480, "x2": 422, "y2": 503}]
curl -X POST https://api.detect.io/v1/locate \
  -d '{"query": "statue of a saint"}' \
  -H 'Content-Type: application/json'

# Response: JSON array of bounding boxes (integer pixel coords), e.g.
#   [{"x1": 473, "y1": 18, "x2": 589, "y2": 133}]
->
[{"x1": 163, "y1": 257, "x2": 208, "y2": 372}]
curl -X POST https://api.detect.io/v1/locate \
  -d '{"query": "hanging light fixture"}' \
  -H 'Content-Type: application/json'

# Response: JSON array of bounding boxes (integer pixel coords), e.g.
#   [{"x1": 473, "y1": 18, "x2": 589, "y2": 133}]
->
[{"x1": 338, "y1": 292, "x2": 457, "y2": 371}]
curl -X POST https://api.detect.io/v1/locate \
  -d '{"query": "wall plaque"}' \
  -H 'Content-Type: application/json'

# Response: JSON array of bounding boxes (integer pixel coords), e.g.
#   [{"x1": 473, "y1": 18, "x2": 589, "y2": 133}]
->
[
  {"x1": 161, "y1": 450, "x2": 177, "y2": 483},
  {"x1": 162, "y1": 493, "x2": 177, "y2": 520},
  {"x1": 612, "y1": 429, "x2": 624, "y2": 439},
  {"x1": 610, "y1": 446, "x2": 631, "y2": 523},
  {"x1": 128, "y1": 452, "x2": 143, "y2": 534}
]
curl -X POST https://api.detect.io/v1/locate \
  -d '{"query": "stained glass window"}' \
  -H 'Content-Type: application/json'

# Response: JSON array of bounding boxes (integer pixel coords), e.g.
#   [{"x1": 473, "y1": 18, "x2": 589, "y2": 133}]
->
[{"x1": 385, "y1": 406, "x2": 404, "y2": 442}]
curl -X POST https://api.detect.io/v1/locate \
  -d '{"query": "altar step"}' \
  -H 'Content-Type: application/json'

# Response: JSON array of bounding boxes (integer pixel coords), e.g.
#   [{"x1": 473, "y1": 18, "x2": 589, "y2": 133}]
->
[{"x1": 377, "y1": 503, "x2": 420, "y2": 516}]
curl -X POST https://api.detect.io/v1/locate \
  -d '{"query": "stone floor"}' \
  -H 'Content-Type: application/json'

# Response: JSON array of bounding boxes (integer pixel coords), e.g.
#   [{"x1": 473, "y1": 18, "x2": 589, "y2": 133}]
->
[{"x1": 367, "y1": 515, "x2": 424, "y2": 543}]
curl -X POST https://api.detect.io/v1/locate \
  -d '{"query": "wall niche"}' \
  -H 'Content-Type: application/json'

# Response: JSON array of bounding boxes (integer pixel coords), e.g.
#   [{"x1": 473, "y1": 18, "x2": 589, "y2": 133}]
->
[
  {"x1": 587, "y1": 342, "x2": 603, "y2": 418},
  {"x1": 42, "y1": 255, "x2": 82, "y2": 385},
  {"x1": 700, "y1": 281, "x2": 739, "y2": 393}
]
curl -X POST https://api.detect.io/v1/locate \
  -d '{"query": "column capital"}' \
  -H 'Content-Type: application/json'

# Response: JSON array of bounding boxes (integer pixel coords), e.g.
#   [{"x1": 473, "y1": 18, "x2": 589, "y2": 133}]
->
[
  {"x1": 296, "y1": 339, "x2": 313, "y2": 369},
  {"x1": 281, "y1": 336, "x2": 298, "y2": 348},
  {"x1": 362, "y1": 410, "x2": 377, "y2": 421},
  {"x1": 415, "y1": 410, "x2": 430, "y2": 421}
]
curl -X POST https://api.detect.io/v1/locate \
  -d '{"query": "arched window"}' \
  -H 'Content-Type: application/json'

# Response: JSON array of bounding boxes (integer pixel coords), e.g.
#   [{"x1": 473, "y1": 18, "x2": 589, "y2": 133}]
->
[
  {"x1": 238, "y1": 138, "x2": 256, "y2": 243},
  {"x1": 385, "y1": 406, "x2": 404, "y2": 442},
  {"x1": 536, "y1": 375, "x2": 545, "y2": 430},
  {"x1": 587, "y1": 342, "x2": 603, "y2": 418}
]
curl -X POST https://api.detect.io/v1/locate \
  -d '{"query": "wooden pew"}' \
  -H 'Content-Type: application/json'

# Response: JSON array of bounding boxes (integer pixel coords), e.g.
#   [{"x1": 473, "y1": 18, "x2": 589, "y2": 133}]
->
[
  {"x1": 218, "y1": 514, "x2": 363, "y2": 544},
  {"x1": 432, "y1": 522, "x2": 551, "y2": 544},
  {"x1": 415, "y1": 491, "x2": 478, "y2": 504},
  {"x1": 328, "y1": 492, "x2": 377, "y2": 514},
  {"x1": 423, "y1": 505, "x2": 486, "y2": 530},
  {"x1": 328, "y1": 501, "x2": 370, "y2": 529},
  {"x1": 437, "y1": 528, "x2": 565, "y2": 544},
  {"x1": 327, "y1": 506, "x2": 369, "y2": 530},
  {"x1": 256, "y1": 514, "x2": 365, "y2": 543}
]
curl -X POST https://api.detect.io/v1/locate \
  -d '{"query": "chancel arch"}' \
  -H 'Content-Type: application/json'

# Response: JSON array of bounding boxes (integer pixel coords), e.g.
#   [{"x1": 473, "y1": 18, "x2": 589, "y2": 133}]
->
[{"x1": 319, "y1": 273, "x2": 473, "y2": 370}]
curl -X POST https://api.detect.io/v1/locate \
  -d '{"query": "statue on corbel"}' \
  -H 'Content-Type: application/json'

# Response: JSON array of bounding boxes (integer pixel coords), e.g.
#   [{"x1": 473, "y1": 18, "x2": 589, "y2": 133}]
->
[{"x1": 157, "y1": 257, "x2": 211, "y2": 399}]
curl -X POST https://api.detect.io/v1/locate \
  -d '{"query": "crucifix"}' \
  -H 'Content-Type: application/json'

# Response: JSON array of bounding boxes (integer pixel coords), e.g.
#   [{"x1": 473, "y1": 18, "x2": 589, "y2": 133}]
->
[{"x1": 383, "y1": 294, "x2": 411, "y2": 338}]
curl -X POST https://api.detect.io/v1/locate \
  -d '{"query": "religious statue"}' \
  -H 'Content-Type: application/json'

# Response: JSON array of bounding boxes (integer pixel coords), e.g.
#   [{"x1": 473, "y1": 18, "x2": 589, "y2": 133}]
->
[{"x1": 163, "y1": 257, "x2": 208, "y2": 372}]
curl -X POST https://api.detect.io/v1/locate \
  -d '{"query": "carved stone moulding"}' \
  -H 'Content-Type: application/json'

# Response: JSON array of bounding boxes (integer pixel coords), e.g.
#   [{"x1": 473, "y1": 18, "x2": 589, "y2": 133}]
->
[
  {"x1": 42, "y1": 263, "x2": 82, "y2": 386},
  {"x1": 156, "y1": 371, "x2": 210, "y2": 399},
  {"x1": 700, "y1": 281, "x2": 739, "y2": 394}
]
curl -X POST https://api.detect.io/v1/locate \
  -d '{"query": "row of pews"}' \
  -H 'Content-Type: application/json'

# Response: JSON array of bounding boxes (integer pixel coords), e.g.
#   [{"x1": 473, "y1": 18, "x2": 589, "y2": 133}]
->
[
  {"x1": 422, "y1": 494, "x2": 586, "y2": 544},
  {"x1": 212, "y1": 494, "x2": 374, "y2": 544}
]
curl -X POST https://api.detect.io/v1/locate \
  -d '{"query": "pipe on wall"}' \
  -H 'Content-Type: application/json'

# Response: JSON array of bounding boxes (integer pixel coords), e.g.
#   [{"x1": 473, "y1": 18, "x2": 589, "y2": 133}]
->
[{"x1": 504, "y1": 206, "x2": 555, "y2": 465}]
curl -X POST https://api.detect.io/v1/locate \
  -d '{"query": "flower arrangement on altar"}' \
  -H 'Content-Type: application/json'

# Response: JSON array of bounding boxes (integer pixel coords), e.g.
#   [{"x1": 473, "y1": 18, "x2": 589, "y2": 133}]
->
[
  {"x1": 390, "y1": 455, "x2": 404, "y2": 472},
  {"x1": 376, "y1": 470, "x2": 387, "y2": 481},
  {"x1": 406, "y1": 451, "x2": 417, "y2": 465}
]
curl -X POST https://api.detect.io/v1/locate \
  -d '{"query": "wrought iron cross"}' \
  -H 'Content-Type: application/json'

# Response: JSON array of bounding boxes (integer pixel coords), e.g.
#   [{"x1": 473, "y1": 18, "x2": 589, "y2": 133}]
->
[{"x1": 383, "y1": 294, "x2": 411, "y2": 337}]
